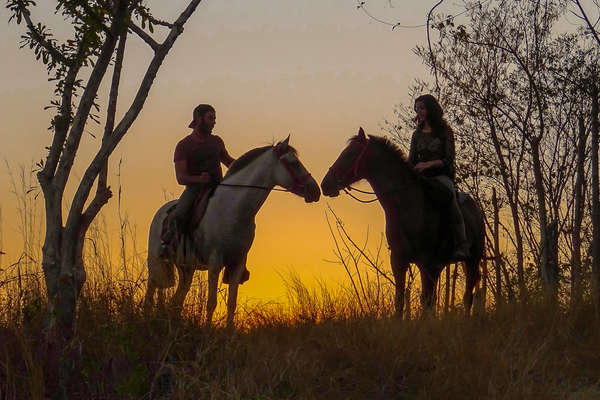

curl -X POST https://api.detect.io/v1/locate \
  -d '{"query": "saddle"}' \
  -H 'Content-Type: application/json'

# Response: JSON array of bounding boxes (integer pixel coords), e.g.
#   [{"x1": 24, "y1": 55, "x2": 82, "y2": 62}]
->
[{"x1": 161, "y1": 186, "x2": 214, "y2": 244}]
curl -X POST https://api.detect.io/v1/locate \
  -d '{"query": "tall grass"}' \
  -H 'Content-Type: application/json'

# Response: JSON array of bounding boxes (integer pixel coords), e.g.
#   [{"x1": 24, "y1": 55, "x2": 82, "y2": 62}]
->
[{"x1": 2, "y1": 270, "x2": 600, "y2": 399}]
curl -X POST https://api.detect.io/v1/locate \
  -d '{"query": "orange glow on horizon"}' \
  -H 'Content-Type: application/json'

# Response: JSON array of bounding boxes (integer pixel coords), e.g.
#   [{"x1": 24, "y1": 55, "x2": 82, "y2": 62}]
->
[{"x1": 0, "y1": 1, "x2": 440, "y2": 304}]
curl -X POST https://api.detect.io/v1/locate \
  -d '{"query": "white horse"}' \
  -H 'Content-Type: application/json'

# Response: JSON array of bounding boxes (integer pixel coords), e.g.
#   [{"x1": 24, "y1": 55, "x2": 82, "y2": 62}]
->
[{"x1": 144, "y1": 137, "x2": 320, "y2": 327}]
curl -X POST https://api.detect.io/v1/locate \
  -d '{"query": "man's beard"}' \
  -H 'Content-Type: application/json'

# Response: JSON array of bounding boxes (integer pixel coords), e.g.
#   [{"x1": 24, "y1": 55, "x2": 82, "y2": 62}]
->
[{"x1": 198, "y1": 123, "x2": 212, "y2": 135}]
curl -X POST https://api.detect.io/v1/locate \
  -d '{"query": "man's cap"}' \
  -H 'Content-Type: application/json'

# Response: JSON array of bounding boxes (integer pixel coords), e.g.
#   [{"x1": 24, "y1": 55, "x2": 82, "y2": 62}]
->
[{"x1": 189, "y1": 104, "x2": 215, "y2": 128}]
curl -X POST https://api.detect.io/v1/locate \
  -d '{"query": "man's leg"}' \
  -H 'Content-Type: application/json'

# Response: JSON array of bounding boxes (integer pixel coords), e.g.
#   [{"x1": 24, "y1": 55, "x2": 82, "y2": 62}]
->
[{"x1": 160, "y1": 184, "x2": 204, "y2": 255}]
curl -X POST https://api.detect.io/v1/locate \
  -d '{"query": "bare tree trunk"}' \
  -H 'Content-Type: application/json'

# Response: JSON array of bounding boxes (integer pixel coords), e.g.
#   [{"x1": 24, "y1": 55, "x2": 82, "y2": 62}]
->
[
  {"x1": 531, "y1": 136, "x2": 558, "y2": 302},
  {"x1": 492, "y1": 188, "x2": 502, "y2": 305},
  {"x1": 487, "y1": 120, "x2": 526, "y2": 300},
  {"x1": 591, "y1": 87, "x2": 600, "y2": 307},
  {"x1": 572, "y1": 115, "x2": 587, "y2": 306}
]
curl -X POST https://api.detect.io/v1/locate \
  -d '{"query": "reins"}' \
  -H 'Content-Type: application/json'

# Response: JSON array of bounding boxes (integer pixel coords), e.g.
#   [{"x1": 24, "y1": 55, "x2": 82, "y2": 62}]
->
[
  {"x1": 218, "y1": 182, "x2": 289, "y2": 192},
  {"x1": 343, "y1": 187, "x2": 378, "y2": 203}
]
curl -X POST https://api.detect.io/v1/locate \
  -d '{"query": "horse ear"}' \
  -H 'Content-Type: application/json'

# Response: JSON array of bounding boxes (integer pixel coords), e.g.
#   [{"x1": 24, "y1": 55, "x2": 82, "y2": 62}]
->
[
  {"x1": 277, "y1": 135, "x2": 290, "y2": 151},
  {"x1": 358, "y1": 127, "x2": 366, "y2": 141}
]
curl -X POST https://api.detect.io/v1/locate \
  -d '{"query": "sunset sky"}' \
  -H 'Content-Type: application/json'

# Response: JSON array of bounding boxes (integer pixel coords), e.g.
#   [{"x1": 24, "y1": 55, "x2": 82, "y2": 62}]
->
[{"x1": 0, "y1": 1, "x2": 465, "y2": 302}]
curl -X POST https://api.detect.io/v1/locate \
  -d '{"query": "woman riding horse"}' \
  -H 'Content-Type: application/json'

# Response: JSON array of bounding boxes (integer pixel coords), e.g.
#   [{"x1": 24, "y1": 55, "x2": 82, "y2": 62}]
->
[
  {"x1": 320, "y1": 97, "x2": 485, "y2": 314},
  {"x1": 410, "y1": 94, "x2": 469, "y2": 260}
]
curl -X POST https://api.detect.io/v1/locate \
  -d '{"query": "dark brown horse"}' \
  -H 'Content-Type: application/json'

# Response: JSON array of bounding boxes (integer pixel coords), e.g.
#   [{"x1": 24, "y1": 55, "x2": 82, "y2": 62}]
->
[{"x1": 321, "y1": 128, "x2": 485, "y2": 315}]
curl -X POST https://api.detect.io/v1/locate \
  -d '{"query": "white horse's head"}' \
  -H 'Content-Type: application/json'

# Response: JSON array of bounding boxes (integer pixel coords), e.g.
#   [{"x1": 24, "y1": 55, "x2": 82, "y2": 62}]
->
[{"x1": 272, "y1": 136, "x2": 320, "y2": 203}]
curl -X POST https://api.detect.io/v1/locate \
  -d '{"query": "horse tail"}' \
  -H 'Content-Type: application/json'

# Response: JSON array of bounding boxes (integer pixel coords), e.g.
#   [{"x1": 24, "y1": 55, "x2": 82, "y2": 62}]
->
[
  {"x1": 147, "y1": 200, "x2": 178, "y2": 288},
  {"x1": 462, "y1": 195, "x2": 486, "y2": 294}
]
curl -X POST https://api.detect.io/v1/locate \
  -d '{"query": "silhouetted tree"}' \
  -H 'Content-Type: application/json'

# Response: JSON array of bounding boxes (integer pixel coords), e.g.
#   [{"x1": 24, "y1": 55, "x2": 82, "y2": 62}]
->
[
  {"x1": 6, "y1": 0, "x2": 203, "y2": 394},
  {"x1": 387, "y1": 0, "x2": 600, "y2": 307}
]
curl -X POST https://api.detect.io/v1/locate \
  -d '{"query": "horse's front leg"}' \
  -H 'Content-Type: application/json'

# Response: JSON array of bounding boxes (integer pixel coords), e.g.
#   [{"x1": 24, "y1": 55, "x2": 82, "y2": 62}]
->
[
  {"x1": 206, "y1": 253, "x2": 223, "y2": 326},
  {"x1": 390, "y1": 249, "x2": 408, "y2": 318},
  {"x1": 170, "y1": 265, "x2": 194, "y2": 315},
  {"x1": 463, "y1": 258, "x2": 481, "y2": 315}
]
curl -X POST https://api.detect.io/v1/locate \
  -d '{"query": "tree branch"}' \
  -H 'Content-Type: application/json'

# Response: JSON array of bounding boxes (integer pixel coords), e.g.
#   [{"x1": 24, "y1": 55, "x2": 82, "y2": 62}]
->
[
  {"x1": 99, "y1": 30, "x2": 127, "y2": 192},
  {"x1": 427, "y1": 0, "x2": 445, "y2": 94},
  {"x1": 575, "y1": 0, "x2": 600, "y2": 49},
  {"x1": 20, "y1": 6, "x2": 68, "y2": 65},
  {"x1": 54, "y1": 6, "x2": 126, "y2": 194},
  {"x1": 77, "y1": 3, "x2": 113, "y2": 37},
  {"x1": 129, "y1": 22, "x2": 159, "y2": 51}
]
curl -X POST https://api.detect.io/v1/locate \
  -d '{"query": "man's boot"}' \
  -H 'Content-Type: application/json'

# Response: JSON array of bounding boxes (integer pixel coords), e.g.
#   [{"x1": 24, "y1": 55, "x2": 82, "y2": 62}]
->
[{"x1": 159, "y1": 219, "x2": 178, "y2": 259}]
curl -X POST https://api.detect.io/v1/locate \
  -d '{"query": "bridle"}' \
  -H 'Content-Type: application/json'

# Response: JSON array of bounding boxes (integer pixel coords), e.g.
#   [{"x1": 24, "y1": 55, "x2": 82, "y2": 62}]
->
[
  {"x1": 328, "y1": 139, "x2": 368, "y2": 183},
  {"x1": 274, "y1": 145, "x2": 312, "y2": 193},
  {"x1": 219, "y1": 145, "x2": 311, "y2": 193},
  {"x1": 327, "y1": 139, "x2": 378, "y2": 203}
]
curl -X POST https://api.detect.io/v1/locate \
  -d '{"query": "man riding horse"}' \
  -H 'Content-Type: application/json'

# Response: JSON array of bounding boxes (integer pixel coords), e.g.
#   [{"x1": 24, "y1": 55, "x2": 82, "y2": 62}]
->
[{"x1": 160, "y1": 104, "x2": 247, "y2": 281}]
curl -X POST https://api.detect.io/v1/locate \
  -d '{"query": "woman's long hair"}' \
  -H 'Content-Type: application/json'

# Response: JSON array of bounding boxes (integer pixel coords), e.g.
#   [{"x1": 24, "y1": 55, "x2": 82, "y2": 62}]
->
[{"x1": 415, "y1": 94, "x2": 452, "y2": 139}]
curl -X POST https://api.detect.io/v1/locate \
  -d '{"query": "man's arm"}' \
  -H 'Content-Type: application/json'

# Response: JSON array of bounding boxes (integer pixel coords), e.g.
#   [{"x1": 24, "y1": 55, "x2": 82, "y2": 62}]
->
[
  {"x1": 220, "y1": 139, "x2": 235, "y2": 167},
  {"x1": 175, "y1": 159, "x2": 211, "y2": 185}
]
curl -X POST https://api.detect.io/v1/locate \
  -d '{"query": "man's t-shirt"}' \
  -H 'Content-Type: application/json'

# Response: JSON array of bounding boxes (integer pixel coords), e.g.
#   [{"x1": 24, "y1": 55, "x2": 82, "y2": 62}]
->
[{"x1": 173, "y1": 133, "x2": 232, "y2": 181}]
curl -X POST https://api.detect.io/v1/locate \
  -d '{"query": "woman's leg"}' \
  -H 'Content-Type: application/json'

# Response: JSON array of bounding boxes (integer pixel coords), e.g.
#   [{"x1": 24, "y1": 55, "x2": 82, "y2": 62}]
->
[{"x1": 434, "y1": 175, "x2": 469, "y2": 259}]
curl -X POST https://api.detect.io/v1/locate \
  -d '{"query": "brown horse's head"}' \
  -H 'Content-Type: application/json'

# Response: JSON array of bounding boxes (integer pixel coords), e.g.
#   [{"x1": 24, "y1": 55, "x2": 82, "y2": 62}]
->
[{"x1": 321, "y1": 127, "x2": 370, "y2": 197}]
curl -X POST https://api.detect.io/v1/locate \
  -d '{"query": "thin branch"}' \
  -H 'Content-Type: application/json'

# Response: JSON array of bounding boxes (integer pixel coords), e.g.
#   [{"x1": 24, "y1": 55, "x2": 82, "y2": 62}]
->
[
  {"x1": 427, "y1": 0, "x2": 445, "y2": 94},
  {"x1": 328, "y1": 205, "x2": 395, "y2": 286},
  {"x1": 20, "y1": 6, "x2": 68, "y2": 65},
  {"x1": 99, "y1": 30, "x2": 127, "y2": 191},
  {"x1": 145, "y1": 14, "x2": 174, "y2": 28},
  {"x1": 54, "y1": 5, "x2": 127, "y2": 194},
  {"x1": 129, "y1": 22, "x2": 159, "y2": 51},
  {"x1": 575, "y1": 0, "x2": 600, "y2": 48},
  {"x1": 325, "y1": 210, "x2": 365, "y2": 312}
]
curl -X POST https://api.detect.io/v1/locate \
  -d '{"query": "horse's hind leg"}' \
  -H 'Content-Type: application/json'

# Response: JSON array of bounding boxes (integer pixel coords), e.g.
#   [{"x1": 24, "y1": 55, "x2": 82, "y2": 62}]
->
[
  {"x1": 463, "y1": 258, "x2": 481, "y2": 315},
  {"x1": 206, "y1": 268, "x2": 220, "y2": 326},
  {"x1": 170, "y1": 266, "x2": 194, "y2": 315},
  {"x1": 419, "y1": 265, "x2": 442, "y2": 312}
]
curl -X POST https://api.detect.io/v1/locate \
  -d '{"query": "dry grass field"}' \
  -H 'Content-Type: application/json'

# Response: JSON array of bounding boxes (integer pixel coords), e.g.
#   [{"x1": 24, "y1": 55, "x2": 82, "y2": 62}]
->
[{"x1": 1, "y1": 263, "x2": 599, "y2": 400}]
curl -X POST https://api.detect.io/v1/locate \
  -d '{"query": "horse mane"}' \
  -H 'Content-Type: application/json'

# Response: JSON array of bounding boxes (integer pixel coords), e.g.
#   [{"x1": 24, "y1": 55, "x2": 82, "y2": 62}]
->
[
  {"x1": 349, "y1": 134, "x2": 410, "y2": 168},
  {"x1": 224, "y1": 143, "x2": 298, "y2": 179}
]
